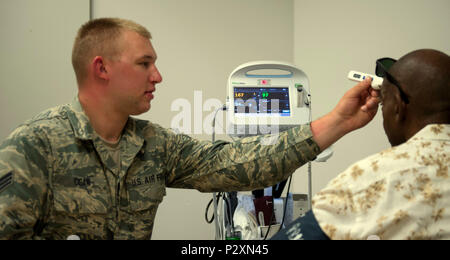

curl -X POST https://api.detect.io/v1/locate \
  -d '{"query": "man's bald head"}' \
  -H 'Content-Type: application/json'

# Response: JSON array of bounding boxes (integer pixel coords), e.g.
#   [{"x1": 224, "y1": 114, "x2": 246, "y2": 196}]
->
[
  {"x1": 381, "y1": 49, "x2": 449, "y2": 146},
  {"x1": 391, "y1": 49, "x2": 450, "y2": 122}
]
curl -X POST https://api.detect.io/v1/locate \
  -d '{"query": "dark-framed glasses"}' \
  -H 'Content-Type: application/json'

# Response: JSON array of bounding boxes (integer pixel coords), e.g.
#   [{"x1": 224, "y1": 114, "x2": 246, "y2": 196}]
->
[{"x1": 376, "y1": 57, "x2": 410, "y2": 104}]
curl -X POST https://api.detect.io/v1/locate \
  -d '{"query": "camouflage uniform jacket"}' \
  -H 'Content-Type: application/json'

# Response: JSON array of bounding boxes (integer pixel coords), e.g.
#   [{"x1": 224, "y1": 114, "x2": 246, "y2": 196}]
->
[{"x1": 0, "y1": 97, "x2": 320, "y2": 240}]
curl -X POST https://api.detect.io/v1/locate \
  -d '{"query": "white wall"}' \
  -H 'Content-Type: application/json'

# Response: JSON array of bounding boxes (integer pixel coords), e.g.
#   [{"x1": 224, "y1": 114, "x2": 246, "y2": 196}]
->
[
  {"x1": 292, "y1": 0, "x2": 450, "y2": 196},
  {"x1": 0, "y1": 0, "x2": 89, "y2": 139},
  {"x1": 92, "y1": 0, "x2": 294, "y2": 240}
]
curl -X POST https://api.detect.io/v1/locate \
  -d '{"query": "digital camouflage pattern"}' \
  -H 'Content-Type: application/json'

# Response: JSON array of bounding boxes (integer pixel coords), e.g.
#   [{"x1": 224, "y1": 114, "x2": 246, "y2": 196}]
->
[{"x1": 0, "y1": 97, "x2": 320, "y2": 240}]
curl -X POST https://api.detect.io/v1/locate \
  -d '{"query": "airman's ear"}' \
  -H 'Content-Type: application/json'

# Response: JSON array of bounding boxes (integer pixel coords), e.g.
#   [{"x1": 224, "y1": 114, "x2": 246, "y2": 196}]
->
[{"x1": 92, "y1": 56, "x2": 108, "y2": 81}]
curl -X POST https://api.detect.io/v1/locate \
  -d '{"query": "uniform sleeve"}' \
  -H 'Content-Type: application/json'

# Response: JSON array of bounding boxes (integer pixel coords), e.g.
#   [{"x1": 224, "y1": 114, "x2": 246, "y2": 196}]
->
[
  {"x1": 164, "y1": 124, "x2": 321, "y2": 192},
  {"x1": 0, "y1": 125, "x2": 51, "y2": 239}
]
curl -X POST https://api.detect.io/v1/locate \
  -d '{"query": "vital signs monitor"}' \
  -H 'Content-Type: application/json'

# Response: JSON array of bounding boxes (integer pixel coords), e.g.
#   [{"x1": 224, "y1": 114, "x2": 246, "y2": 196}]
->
[
  {"x1": 227, "y1": 61, "x2": 311, "y2": 138},
  {"x1": 213, "y1": 61, "x2": 333, "y2": 240}
]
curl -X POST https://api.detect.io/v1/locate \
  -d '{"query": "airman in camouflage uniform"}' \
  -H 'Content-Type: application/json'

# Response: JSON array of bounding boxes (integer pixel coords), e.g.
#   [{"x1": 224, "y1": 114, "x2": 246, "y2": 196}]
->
[{"x1": 0, "y1": 97, "x2": 320, "y2": 239}]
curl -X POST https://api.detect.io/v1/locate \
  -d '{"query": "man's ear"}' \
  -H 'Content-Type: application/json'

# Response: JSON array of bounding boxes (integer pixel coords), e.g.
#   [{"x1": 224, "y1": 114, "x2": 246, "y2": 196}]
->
[
  {"x1": 393, "y1": 90, "x2": 408, "y2": 122},
  {"x1": 92, "y1": 56, "x2": 109, "y2": 81}
]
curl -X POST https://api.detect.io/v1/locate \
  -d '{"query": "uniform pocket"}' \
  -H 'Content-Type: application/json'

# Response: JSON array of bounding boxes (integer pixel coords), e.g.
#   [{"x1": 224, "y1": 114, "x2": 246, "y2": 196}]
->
[
  {"x1": 53, "y1": 187, "x2": 109, "y2": 214},
  {"x1": 48, "y1": 170, "x2": 110, "y2": 239},
  {"x1": 52, "y1": 168, "x2": 109, "y2": 215},
  {"x1": 126, "y1": 172, "x2": 166, "y2": 212},
  {"x1": 121, "y1": 170, "x2": 166, "y2": 239}
]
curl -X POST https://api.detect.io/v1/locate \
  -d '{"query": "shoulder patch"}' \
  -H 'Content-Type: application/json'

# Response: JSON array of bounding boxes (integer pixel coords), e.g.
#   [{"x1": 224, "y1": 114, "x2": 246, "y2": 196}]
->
[{"x1": 0, "y1": 172, "x2": 13, "y2": 193}]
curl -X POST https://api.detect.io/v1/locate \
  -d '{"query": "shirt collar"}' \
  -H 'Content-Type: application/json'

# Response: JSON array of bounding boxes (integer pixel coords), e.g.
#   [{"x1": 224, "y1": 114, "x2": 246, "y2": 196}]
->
[
  {"x1": 67, "y1": 96, "x2": 95, "y2": 140},
  {"x1": 66, "y1": 96, "x2": 145, "y2": 145},
  {"x1": 410, "y1": 124, "x2": 450, "y2": 142}
]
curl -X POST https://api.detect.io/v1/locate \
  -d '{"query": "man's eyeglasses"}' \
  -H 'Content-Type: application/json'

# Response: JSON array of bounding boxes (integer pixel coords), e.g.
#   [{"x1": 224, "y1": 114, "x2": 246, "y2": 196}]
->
[{"x1": 376, "y1": 57, "x2": 410, "y2": 104}]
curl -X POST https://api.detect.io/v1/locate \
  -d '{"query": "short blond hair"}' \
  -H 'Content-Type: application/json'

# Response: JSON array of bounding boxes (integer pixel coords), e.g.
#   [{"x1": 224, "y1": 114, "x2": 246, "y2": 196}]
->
[{"x1": 72, "y1": 18, "x2": 151, "y2": 85}]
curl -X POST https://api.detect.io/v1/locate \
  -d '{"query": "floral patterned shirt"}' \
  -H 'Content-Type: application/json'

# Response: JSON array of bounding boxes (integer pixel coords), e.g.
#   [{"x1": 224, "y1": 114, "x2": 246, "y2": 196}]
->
[{"x1": 312, "y1": 124, "x2": 450, "y2": 240}]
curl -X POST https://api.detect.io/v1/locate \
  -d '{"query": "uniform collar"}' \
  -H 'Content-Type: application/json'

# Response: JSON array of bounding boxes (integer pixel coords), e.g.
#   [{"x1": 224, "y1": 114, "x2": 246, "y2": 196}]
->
[
  {"x1": 67, "y1": 96, "x2": 95, "y2": 140},
  {"x1": 67, "y1": 96, "x2": 146, "y2": 175},
  {"x1": 66, "y1": 96, "x2": 145, "y2": 144}
]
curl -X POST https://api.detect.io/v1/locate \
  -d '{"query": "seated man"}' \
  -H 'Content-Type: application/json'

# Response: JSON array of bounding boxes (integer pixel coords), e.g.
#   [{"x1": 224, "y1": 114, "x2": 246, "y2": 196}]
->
[{"x1": 272, "y1": 49, "x2": 450, "y2": 240}]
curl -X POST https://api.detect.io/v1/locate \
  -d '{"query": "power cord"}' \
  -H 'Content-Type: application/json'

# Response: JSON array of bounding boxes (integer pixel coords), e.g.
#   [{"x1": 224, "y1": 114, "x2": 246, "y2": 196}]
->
[
  {"x1": 262, "y1": 175, "x2": 292, "y2": 240},
  {"x1": 207, "y1": 104, "x2": 238, "y2": 240},
  {"x1": 205, "y1": 192, "x2": 223, "y2": 224}
]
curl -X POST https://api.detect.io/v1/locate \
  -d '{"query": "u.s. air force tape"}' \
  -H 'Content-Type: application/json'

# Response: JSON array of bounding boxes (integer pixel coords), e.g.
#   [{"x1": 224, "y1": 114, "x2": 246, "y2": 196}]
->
[{"x1": 0, "y1": 172, "x2": 13, "y2": 193}]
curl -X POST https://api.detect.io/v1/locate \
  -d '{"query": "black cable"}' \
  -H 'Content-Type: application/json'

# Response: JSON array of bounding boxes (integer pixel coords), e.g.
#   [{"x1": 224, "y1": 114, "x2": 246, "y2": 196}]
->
[
  {"x1": 205, "y1": 192, "x2": 222, "y2": 224},
  {"x1": 262, "y1": 176, "x2": 292, "y2": 240},
  {"x1": 205, "y1": 198, "x2": 215, "y2": 223},
  {"x1": 205, "y1": 192, "x2": 232, "y2": 227},
  {"x1": 280, "y1": 176, "x2": 292, "y2": 229},
  {"x1": 223, "y1": 193, "x2": 234, "y2": 236},
  {"x1": 263, "y1": 200, "x2": 275, "y2": 240},
  {"x1": 222, "y1": 194, "x2": 231, "y2": 226}
]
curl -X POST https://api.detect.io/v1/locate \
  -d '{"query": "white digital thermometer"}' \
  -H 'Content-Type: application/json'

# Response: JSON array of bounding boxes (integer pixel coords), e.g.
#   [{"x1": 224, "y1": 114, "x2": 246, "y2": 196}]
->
[{"x1": 348, "y1": 71, "x2": 383, "y2": 90}]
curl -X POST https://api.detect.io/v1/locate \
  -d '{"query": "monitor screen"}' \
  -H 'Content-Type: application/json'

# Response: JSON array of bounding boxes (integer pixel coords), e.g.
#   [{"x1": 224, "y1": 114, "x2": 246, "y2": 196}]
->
[{"x1": 234, "y1": 87, "x2": 290, "y2": 116}]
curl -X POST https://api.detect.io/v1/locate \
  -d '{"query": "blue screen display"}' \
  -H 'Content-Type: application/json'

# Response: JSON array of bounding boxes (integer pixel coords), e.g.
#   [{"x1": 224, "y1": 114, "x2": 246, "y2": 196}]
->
[{"x1": 234, "y1": 87, "x2": 290, "y2": 116}]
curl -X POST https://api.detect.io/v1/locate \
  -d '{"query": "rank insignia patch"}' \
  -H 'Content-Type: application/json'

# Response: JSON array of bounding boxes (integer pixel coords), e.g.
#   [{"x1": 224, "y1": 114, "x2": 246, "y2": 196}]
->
[{"x1": 0, "y1": 172, "x2": 13, "y2": 193}]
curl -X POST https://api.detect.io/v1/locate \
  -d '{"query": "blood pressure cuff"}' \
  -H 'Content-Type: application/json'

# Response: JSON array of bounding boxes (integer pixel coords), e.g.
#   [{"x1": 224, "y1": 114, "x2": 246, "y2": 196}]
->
[{"x1": 271, "y1": 210, "x2": 330, "y2": 240}]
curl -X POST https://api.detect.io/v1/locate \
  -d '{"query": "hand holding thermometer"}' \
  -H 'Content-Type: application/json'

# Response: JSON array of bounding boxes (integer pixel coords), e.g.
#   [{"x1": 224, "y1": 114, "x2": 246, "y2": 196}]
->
[{"x1": 348, "y1": 71, "x2": 383, "y2": 90}]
